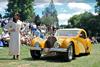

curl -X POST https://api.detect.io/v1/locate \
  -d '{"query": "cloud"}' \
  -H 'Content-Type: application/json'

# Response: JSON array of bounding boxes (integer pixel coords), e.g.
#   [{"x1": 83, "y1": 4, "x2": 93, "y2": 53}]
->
[
  {"x1": 0, "y1": 2, "x2": 8, "y2": 8},
  {"x1": 54, "y1": 3, "x2": 63, "y2": 5},
  {"x1": 34, "y1": 3, "x2": 63, "y2": 9},
  {"x1": 68, "y1": 3, "x2": 92, "y2": 11},
  {"x1": 0, "y1": 1, "x2": 8, "y2": 16},
  {"x1": 0, "y1": 2, "x2": 8, "y2": 12},
  {"x1": 57, "y1": 10, "x2": 91, "y2": 25},
  {"x1": 92, "y1": 12, "x2": 98, "y2": 15},
  {"x1": 34, "y1": 0, "x2": 49, "y2": 3},
  {"x1": 0, "y1": 0, "x2": 7, "y2": 2},
  {"x1": 57, "y1": 13, "x2": 72, "y2": 25},
  {"x1": 34, "y1": 3, "x2": 48, "y2": 9},
  {"x1": 61, "y1": 9, "x2": 68, "y2": 13},
  {"x1": 34, "y1": 0, "x2": 96, "y2": 3},
  {"x1": 72, "y1": 11, "x2": 85, "y2": 15},
  {"x1": 34, "y1": 0, "x2": 76, "y2": 3},
  {"x1": 58, "y1": 13, "x2": 72, "y2": 20}
]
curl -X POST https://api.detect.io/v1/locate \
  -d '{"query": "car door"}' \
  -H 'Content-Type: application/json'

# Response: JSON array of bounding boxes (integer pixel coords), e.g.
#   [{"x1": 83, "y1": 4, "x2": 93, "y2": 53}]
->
[{"x1": 77, "y1": 31, "x2": 87, "y2": 53}]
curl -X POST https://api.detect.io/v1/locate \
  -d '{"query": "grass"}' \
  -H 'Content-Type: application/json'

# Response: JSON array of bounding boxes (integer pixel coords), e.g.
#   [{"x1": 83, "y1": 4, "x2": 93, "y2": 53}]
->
[{"x1": 0, "y1": 44, "x2": 100, "y2": 67}]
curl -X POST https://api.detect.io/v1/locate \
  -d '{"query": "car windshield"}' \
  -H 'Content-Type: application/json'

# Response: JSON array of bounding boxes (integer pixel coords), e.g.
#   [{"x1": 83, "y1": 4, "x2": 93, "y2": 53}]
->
[{"x1": 55, "y1": 29, "x2": 79, "y2": 37}]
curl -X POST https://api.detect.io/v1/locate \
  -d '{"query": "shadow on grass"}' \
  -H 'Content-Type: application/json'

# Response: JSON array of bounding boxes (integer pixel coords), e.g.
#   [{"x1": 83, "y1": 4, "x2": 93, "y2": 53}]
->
[
  {"x1": 23, "y1": 56, "x2": 71, "y2": 63},
  {"x1": 41, "y1": 56, "x2": 69, "y2": 62},
  {"x1": 22, "y1": 57, "x2": 33, "y2": 61},
  {"x1": 23, "y1": 54, "x2": 90, "y2": 62},
  {"x1": 0, "y1": 58, "x2": 14, "y2": 60},
  {"x1": 76, "y1": 53, "x2": 90, "y2": 57},
  {"x1": 0, "y1": 54, "x2": 88, "y2": 62}
]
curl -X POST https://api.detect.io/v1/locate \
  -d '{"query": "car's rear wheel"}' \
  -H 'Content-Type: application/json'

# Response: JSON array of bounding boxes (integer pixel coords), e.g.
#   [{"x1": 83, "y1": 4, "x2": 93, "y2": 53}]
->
[
  {"x1": 30, "y1": 50, "x2": 41, "y2": 59},
  {"x1": 64, "y1": 43, "x2": 75, "y2": 61}
]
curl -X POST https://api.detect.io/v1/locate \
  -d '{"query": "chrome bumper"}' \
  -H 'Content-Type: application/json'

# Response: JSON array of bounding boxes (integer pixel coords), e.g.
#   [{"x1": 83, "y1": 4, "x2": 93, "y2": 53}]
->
[
  {"x1": 49, "y1": 48, "x2": 67, "y2": 52},
  {"x1": 30, "y1": 47, "x2": 41, "y2": 51}
]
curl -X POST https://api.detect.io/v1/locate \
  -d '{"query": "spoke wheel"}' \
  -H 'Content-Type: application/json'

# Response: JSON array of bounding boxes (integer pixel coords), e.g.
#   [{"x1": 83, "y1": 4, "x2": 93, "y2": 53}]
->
[
  {"x1": 64, "y1": 43, "x2": 75, "y2": 62},
  {"x1": 68, "y1": 45, "x2": 73, "y2": 60}
]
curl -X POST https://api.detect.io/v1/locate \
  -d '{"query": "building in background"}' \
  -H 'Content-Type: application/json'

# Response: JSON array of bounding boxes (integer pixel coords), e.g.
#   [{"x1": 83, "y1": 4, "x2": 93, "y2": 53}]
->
[{"x1": 42, "y1": 0, "x2": 59, "y2": 28}]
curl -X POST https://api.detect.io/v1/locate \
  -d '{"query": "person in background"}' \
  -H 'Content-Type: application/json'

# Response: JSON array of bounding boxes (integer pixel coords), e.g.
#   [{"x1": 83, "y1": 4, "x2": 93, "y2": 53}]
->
[
  {"x1": 91, "y1": 36, "x2": 98, "y2": 45},
  {"x1": 1, "y1": 29, "x2": 10, "y2": 47},
  {"x1": 5, "y1": 13, "x2": 22, "y2": 60}
]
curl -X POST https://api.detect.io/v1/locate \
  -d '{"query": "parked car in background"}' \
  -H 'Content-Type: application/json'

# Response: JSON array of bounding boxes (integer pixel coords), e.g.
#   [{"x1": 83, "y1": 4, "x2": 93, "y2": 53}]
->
[{"x1": 30, "y1": 28, "x2": 92, "y2": 61}]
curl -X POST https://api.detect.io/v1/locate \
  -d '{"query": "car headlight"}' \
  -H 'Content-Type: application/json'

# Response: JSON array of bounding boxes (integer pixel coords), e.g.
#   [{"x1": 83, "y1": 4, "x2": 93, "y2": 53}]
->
[
  {"x1": 34, "y1": 42, "x2": 40, "y2": 47},
  {"x1": 53, "y1": 42, "x2": 60, "y2": 48}
]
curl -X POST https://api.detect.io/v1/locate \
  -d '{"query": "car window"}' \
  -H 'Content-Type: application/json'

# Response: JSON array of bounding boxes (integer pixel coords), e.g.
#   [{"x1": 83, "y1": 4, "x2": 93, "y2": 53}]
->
[{"x1": 55, "y1": 30, "x2": 79, "y2": 36}]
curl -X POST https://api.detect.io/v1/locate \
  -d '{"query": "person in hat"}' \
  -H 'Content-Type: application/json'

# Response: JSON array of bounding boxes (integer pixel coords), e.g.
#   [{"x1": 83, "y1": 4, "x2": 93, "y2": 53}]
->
[{"x1": 5, "y1": 13, "x2": 22, "y2": 60}]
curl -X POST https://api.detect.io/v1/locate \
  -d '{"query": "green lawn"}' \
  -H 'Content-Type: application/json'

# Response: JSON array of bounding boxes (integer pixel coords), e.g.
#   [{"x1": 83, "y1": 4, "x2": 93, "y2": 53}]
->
[{"x1": 0, "y1": 44, "x2": 100, "y2": 67}]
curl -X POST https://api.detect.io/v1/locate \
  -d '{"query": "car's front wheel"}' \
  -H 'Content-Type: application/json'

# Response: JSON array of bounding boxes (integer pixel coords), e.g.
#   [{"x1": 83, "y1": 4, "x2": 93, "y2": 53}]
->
[
  {"x1": 30, "y1": 50, "x2": 41, "y2": 59},
  {"x1": 64, "y1": 43, "x2": 75, "y2": 61}
]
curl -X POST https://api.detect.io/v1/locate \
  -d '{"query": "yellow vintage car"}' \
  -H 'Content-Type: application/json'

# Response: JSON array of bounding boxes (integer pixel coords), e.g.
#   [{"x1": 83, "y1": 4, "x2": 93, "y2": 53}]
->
[{"x1": 30, "y1": 28, "x2": 92, "y2": 61}]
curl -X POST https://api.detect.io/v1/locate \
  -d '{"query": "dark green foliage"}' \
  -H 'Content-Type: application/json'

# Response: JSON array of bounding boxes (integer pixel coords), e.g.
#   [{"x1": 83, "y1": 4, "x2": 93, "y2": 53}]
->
[
  {"x1": 68, "y1": 11, "x2": 100, "y2": 37},
  {"x1": 5, "y1": 0, "x2": 35, "y2": 21},
  {"x1": 95, "y1": 0, "x2": 100, "y2": 15}
]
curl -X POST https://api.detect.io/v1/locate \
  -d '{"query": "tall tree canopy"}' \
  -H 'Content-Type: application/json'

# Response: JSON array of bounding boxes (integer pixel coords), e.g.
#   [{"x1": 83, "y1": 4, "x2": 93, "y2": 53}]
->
[
  {"x1": 5, "y1": 0, "x2": 35, "y2": 21},
  {"x1": 68, "y1": 11, "x2": 99, "y2": 36},
  {"x1": 68, "y1": 12, "x2": 94, "y2": 27},
  {"x1": 94, "y1": 0, "x2": 100, "y2": 36},
  {"x1": 95, "y1": 0, "x2": 100, "y2": 15}
]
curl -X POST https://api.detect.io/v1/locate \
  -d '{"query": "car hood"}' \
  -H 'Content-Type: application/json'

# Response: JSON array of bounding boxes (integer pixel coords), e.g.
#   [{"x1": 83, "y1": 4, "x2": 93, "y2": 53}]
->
[{"x1": 55, "y1": 36, "x2": 67, "y2": 44}]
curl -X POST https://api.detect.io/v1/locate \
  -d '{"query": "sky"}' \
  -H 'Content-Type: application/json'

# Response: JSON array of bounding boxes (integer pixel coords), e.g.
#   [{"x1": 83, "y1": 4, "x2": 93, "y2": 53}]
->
[{"x1": 0, "y1": 0, "x2": 97, "y2": 25}]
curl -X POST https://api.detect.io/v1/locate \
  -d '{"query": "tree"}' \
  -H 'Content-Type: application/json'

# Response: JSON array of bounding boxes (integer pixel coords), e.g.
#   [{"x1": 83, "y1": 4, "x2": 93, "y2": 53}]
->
[
  {"x1": 34, "y1": 15, "x2": 41, "y2": 26},
  {"x1": 68, "y1": 11, "x2": 99, "y2": 36},
  {"x1": 5, "y1": 0, "x2": 35, "y2": 21},
  {"x1": 68, "y1": 14, "x2": 81, "y2": 27},
  {"x1": 94, "y1": 0, "x2": 100, "y2": 37},
  {"x1": 41, "y1": 16, "x2": 54, "y2": 25},
  {"x1": 95, "y1": 0, "x2": 100, "y2": 15}
]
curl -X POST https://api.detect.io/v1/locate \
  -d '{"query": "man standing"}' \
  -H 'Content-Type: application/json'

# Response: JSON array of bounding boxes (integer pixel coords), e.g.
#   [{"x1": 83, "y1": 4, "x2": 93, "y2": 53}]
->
[{"x1": 5, "y1": 13, "x2": 22, "y2": 60}]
